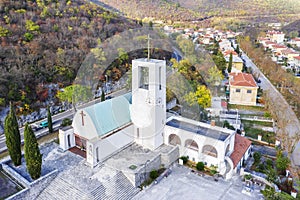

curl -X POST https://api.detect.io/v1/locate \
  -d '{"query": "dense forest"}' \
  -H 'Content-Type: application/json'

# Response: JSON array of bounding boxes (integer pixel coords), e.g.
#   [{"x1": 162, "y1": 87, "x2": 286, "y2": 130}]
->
[
  {"x1": 100, "y1": 0, "x2": 300, "y2": 22},
  {"x1": 0, "y1": 0, "x2": 138, "y2": 110}
]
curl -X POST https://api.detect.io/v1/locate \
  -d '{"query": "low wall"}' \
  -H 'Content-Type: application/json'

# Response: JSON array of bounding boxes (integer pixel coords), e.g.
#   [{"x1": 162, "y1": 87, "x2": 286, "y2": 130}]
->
[
  {"x1": 124, "y1": 155, "x2": 161, "y2": 187},
  {"x1": 160, "y1": 146, "x2": 179, "y2": 168},
  {"x1": 6, "y1": 169, "x2": 58, "y2": 200},
  {"x1": 2, "y1": 164, "x2": 30, "y2": 188}
]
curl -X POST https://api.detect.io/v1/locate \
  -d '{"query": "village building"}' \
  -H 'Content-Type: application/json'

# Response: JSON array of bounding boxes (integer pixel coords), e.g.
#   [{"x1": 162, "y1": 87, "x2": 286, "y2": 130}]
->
[
  {"x1": 224, "y1": 54, "x2": 244, "y2": 72},
  {"x1": 228, "y1": 72, "x2": 258, "y2": 106}
]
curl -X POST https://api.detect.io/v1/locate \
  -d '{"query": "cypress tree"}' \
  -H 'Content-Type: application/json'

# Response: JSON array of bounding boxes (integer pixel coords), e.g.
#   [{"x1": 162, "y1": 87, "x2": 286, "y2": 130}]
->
[
  {"x1": 236, "y1": 45, "x2": 240, "y2": 55},
  {"x1": 228, "y1": 53, "x2": 233, "y2": 73},
  {"x1": 47, "y1": 106, "x2": 53, "y2": 133},
  {"x1": 24, "y1": 123, "x2": 42, "y2": 180},
  {"x1": 101, "y1": 88, "x2": 105, "y2": 102},
  {"x1": 4, "y1": 102, "x2": 21, "y2": 166}
]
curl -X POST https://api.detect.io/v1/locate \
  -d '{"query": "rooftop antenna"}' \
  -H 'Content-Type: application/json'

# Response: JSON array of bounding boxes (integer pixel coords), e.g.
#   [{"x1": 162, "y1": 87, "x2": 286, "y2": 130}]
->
[{"x1": 147, "y1": 34, "x2": 151, "y2": 61}]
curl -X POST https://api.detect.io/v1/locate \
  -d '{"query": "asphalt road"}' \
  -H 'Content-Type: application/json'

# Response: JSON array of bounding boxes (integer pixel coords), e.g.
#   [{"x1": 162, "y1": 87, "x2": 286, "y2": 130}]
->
[
  {"x1": 241, "y1": 52, "x2": 300, "y2": 167},
  {"x1": 0, "y1": 88, "x2": 128, "y2": 154}
]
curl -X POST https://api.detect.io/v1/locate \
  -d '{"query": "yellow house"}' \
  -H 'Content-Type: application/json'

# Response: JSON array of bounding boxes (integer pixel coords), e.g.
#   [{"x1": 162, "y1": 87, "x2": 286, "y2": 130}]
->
[
  {"x1": 225, "y1": 55, "x2": 243, "y2": 72},
  {"x1": 229, "y1": 73, "x2": 258, "y2": 106}
]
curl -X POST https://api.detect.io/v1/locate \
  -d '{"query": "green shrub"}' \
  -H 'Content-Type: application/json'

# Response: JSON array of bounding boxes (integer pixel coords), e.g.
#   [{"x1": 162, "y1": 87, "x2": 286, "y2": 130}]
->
[
  {"x1": 244, "y1": 174, "x2": 252, "y2": 180},
  {"x1": 253, "y1": 152, "x2": 261, "y2": 164},
  {"x1": 180, "y1": 156, "x2": 189, "y2": 164},
  {"x1": 150, "y1": 170, "x2": 158, "y2": 179},
  {"x1": 196, "y1": 162, "x2": 205, "y2": 171},
  {"x1": 61, "y1": 118, "x2": 72, "y2": 127}
]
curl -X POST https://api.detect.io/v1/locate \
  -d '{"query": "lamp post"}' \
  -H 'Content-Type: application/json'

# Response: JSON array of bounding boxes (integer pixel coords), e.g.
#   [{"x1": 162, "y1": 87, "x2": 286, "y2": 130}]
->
[
  {"x1": 104, "y1": 75, "x2": 108, "y2": 93},
  {"x1": 144, "y1": 159, "x2": 150, "y2": 181}
]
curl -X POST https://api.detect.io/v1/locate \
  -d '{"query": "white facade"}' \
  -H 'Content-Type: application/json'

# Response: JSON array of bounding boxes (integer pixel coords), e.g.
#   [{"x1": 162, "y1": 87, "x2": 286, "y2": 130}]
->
[
  {"x1": 86, "y1": 125, "x2": 134, "y2": 167},
  {"x1": 164, "y1": 116, "x2": 236, "y2": 175},
  {"x1": 59, "y1": 127, "x2": 76, "y2": 151},
  {"x1": 131, "y1": 58, "x2": 166, "y2": 150}
]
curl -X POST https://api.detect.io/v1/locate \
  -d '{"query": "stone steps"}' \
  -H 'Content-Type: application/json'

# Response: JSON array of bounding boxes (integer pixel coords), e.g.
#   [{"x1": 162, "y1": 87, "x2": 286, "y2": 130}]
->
[
  {"x1": 36, "y1": 176, "x2": 92, "y2": 200},
  {"x1": 90, "y1": 171, "x2": 140, "y2": 200}
]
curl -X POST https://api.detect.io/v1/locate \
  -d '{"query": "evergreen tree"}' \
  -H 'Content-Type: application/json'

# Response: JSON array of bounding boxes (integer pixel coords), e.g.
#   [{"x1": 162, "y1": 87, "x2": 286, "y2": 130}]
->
[
  {"x1": 228, "y1": 53, "x2": 233, "y2": 73},
  {"x1": 24, "y1": 123, "x2": 42, "y2": 180},
  {"x1": 4, "y1": 102, "x2": 21, "y2": 166},
  {"x1": 47, "y1": 106, "x2": 53, "y2": 133},
  {"x1": 236, "y1": 45, "x2": 240, "y2": 55},
  {"x1": 101, "y1": 88, "x2": 105, "y2": 102}
]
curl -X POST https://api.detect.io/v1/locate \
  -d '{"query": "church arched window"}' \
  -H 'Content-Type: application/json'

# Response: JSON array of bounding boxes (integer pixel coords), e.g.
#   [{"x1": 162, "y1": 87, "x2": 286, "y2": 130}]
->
[
  {"x1": 202, "y1": 145, "x2": 218, "y2": 158},
  {"x1": 169, "y1": 134, "x2": 181, "y2": 146}
]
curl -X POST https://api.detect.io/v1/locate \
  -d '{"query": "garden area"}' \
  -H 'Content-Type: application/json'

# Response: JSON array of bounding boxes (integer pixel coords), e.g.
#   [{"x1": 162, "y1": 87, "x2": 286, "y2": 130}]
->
[
  {"x1": 242, "y1": 119, "x2": 275, "y2": 144},
  {"x1": 250, "y1": 151, "x2": 299, "y2": 199},
  {"x1": 180, "y1": 156, "x2": 219, "y2": 178}
]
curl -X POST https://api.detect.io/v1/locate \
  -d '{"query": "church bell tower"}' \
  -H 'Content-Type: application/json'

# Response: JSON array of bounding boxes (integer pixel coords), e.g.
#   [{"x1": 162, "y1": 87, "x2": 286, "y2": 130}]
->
[{"x1": 130, "y1": 58, "x2": 166, "y2": 150}]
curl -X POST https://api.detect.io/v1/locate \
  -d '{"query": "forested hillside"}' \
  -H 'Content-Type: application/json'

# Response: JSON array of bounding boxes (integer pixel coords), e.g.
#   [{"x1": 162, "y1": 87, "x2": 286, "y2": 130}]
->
[
  {"x1": 0, "y1": 0, "x2": 138, "y2": 108},
  {"x1": 100, "y1": 0, "x2": 300, "y2": 21}
]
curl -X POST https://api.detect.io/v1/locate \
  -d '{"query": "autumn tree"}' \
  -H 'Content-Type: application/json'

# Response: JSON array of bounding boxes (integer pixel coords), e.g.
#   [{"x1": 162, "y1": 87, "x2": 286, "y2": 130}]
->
[
  {"x1": 4, "y1": 103, "x2": 21, "y2": 166},
  {"x1": 56, "y1": 84, "x2": 93, "y2": 110},
  {"x1": 212, "y1": 51, "x2": 227, "y2": 73},
  {"x1": 185, "y1": 85, "x2": 211, "y2": 109},
  {"x1": 24, "y1": 123, "x2": 42, "y2": 180},
  {"x1": 47, "y1": 106, "x2": 53, "y2": 133},
  {"x1": 206, "y1": 65, "x2": 224, "y2": 87},
  {"x1": 276, "y1": 150, "x2": 290, "y2": 174}
]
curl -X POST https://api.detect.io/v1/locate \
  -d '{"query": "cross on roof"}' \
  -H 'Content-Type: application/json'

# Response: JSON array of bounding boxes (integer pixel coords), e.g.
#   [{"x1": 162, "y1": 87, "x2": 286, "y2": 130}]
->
[{"x1": 80, "y1": 110, "x2": 86, "y2": 126}]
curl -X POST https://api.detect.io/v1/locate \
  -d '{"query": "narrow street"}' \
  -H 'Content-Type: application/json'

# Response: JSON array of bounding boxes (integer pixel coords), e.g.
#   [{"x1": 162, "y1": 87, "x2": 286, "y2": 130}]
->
[{"x1": 241, "y1": 52, "x2": 300, "y2": 169}]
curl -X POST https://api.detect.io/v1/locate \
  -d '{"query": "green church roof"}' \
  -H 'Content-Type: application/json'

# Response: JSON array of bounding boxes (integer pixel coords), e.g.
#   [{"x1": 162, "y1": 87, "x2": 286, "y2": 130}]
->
[{"x1": 84, "y1": 94, "x2": 131, "y2": 137}]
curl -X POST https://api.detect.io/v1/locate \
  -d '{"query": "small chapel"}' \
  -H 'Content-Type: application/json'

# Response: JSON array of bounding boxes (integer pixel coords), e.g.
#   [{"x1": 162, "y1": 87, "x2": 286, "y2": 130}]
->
[{"x1": 59, "y1": 57, "x2": 252, "y2": 180}]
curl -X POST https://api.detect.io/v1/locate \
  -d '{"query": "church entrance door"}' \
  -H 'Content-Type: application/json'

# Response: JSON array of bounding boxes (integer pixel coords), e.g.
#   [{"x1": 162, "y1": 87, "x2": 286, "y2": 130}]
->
[{"x1": 75, "y1": 135, "x2": 87, "y2": 151}]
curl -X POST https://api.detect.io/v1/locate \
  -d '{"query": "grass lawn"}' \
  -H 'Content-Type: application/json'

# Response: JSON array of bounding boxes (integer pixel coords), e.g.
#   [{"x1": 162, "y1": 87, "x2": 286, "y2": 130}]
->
[
  {"x1": 228, "y1": 104, "x2": 266, "y2": 112},
  {"x1": 242, "y1": 119, "x2": 275, "y2": 144}
]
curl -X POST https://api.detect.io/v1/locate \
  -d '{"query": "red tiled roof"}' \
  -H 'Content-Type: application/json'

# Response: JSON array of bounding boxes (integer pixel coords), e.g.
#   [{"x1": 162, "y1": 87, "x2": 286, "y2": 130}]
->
[
  {"x1": 265, "y1": 41, "x2": 276, "y2": 45},
  {"x1": 230, "y1": 134, "x2": 252, "y2": 168},
  {"x1": 229, "y1": 73, "x2": 257, "y2": 87},
  {"x1": 223, "y1": 50, "x2": 238, "y2": 56},
  {"x1": 281, "y1": 49, "x2": 298, "y2": 55},
  {"x1": 294, "y1": 56, "x2": 300, "y2": 61},
  {"x1": 272, "y1": 44, "x2": 287, "y2": 49}
]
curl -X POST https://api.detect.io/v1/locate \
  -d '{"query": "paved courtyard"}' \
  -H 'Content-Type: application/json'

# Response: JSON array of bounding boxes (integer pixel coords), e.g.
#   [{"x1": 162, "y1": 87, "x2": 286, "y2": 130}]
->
[{"x1": 134, "y1": 165, "x2": 264, "y2": 200}]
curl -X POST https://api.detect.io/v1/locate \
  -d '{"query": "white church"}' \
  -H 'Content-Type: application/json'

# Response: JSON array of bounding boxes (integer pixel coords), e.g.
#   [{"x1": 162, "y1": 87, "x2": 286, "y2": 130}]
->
[{"x1": 59, "y1": 57, "x2": 252, "y2": 182}]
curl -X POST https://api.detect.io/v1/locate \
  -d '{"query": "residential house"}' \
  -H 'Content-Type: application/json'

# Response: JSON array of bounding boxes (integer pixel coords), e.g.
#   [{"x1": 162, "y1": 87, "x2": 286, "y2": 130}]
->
[
  {"x1": 266, "y1": 30, "x2": 285, "y2": 44},
  {"x1": 228, "y1": 72, "x2": 258, "y2": 106},
  {"x1": 219, "y1": 39, "x2": 233, "y2": 51},
  {"x1": 289, "y1": 38, "x2": 300, "y2": 47},
  {"x1": 263, "y1": 41, "x2": 276, "y2": 51},
  {"x1": 281, "y1": 49, "x2": 299, "y2": 62},
  {"x1": 224, "y1": 54, "x2": 244, "y2": 72},
  {"x1": 270, "y1": 44, "x2": 287, "y2": 55},
  {"x1": 293, "y1": 56, "x2": 300, "y2": 74}
]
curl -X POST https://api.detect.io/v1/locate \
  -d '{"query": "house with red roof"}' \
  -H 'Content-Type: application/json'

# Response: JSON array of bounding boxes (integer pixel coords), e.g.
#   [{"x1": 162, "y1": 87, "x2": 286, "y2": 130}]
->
[
  {"x1": 281, "y1": 49, "x2": 299, "y2": 62},
  {"x1": 229, "y1": 72, "x2": 258, "y2": 106},
  {"x1": 266, "y1": 30, "x2": 285, "y2": 44},
  {"x1": 270, "y1": 44, "x2": 287, "y2": 55},
  {"x1": 288, "y1": 38, "x2": 300, "y2": 47},
  {"x1": 230, "y1": 134, "x2": 252, "y2": 173}
]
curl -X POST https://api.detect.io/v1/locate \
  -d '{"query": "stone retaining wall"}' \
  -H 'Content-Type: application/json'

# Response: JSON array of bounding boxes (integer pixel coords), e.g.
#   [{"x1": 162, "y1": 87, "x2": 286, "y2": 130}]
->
[{"x1": 6, "y1": 169, "x2": 58, "y2": 200}]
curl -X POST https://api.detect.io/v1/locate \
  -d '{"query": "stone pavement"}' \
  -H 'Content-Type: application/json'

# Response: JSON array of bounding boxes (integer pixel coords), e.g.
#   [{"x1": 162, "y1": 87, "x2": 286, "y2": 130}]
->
[{"x1": 134, "y1": 165, "x2": 264, "y2": 200}]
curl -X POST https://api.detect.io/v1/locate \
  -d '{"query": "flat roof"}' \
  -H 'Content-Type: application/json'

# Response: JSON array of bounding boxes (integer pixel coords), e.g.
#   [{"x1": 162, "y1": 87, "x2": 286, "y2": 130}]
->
[{"x1": 166, "y1": 118, "x2": 231, "y2": 141}]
